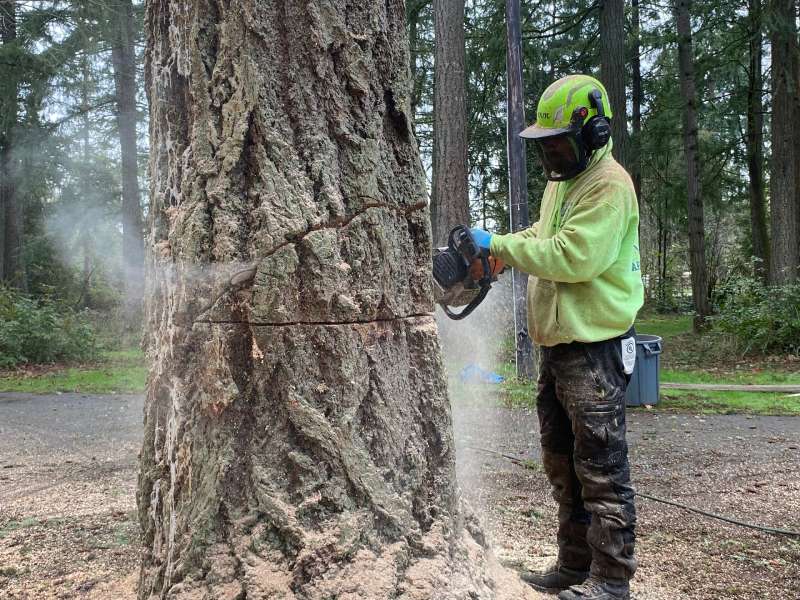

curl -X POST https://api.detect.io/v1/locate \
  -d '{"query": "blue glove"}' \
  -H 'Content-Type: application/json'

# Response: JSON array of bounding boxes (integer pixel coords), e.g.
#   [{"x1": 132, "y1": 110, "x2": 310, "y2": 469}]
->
[{"x1": 470, "y1": 227, "x2": 493, "y2": 251}]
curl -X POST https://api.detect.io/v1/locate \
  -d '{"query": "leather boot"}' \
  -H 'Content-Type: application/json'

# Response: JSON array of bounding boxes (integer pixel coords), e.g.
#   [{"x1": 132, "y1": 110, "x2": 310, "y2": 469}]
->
[
  {"x1": 557, "y1": 575, "x2": 630, "y2": 600},
  {"x1": 520, "y1": 560, "x2": 590, "y2": 594}
]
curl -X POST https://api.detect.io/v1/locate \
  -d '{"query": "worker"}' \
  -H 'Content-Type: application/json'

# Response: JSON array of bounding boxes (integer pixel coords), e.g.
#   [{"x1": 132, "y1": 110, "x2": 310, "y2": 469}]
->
[{"x1": 470, "y1": 74, "x2": 643, "y2": 600}]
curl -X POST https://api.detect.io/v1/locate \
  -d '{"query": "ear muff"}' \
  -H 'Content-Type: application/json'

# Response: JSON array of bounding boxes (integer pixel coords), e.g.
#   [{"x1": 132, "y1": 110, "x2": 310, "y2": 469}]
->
[{"x1": 581, "y1": 89, "x2": 612, "y2": 151}]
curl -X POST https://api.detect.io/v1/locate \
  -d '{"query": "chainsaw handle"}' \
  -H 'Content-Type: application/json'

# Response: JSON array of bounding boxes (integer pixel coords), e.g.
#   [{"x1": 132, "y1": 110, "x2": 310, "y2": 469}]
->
[{"x1": 442, "y1": 285, "x2": 491, "y2": 321}]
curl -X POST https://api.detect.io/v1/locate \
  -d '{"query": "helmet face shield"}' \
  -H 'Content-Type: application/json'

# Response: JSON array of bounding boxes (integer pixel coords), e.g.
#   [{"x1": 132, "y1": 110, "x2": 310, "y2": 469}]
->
[{"x1": 532, "y1": 130, "x2": 589, "y2": 181}]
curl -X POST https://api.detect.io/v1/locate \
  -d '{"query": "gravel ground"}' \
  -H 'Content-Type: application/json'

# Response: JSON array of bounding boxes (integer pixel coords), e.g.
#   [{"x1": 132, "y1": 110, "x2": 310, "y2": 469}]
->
[
  {"x1": 453, "y1": 396, "x2": 800, "y2": 600},
  {"x1": 1, "y1": 392, "x2": 799, "y2": 599}
]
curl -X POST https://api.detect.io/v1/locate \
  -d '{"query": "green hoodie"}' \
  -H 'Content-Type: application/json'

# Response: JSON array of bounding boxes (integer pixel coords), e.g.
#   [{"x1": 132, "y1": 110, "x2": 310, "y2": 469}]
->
[{"x1": 489, "y1": 141, "x2": 643, "y2": 347}]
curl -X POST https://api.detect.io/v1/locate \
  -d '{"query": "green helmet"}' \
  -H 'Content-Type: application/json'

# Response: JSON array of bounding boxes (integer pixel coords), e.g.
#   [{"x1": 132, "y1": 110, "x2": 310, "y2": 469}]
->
[{"x1": 521, "y1": 74, "x2": 613, "y2": 181}]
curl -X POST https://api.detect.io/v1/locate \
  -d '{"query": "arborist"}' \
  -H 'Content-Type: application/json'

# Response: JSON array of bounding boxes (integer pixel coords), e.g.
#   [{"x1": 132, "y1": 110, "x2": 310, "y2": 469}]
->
[{"x1": 470, "y1": 74, "x2": 644, "y2": 600}]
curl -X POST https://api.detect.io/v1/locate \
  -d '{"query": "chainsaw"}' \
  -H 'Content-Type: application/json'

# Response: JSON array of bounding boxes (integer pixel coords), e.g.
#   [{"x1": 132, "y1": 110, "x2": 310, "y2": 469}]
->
[{"x1": 432, "y1": 224, "x2": 505, "y2": 320}]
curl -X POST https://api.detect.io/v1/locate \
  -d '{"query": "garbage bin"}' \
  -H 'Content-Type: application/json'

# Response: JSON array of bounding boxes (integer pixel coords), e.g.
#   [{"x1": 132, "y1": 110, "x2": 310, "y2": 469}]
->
[{"x1": 625, "y1": 334, "x2": 663, "y2": 407}]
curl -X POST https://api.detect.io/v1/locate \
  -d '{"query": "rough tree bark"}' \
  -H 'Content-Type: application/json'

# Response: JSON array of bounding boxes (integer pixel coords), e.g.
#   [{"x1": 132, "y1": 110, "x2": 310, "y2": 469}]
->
[
  {"x1": 746, "y1": 0, "x2": 769, "y2": 281},
  {"x1": 0, "y1": 0, "x2": 24, "y2": 290},
  {"x1": 675, "y1": 0, "x2": 711, "y2": 327},
  {"x1": 110, "y1": 0, "x2": 145, "y2": 311},
  {"x1": 139, "y1": 2, "x2": 541, "y2": 598},
  {"x1": 431, "y1": 0, "x2": 469, "y2": 246},
  {"x1": 769, "y1": 0, "x2": 799, "y2": 283},
  {"x1": 599, "y1": 0, "x2": 629, "y2": 172}
]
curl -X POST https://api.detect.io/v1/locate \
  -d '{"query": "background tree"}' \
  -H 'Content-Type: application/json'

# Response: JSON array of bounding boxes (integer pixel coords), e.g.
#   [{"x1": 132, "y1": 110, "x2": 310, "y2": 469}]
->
[
  {"x1": 432, "y1": 0, "x2": 470, "y2": 245},
  {"x1": 675, "y1": 0, "x2": 710, "y2": 327},
  {"x1": 138, "y1": 1, "x2": 539, "y2": 597},
  {"x1": 1, "y1": 0, "x2": 23, "y2": 289},
  {"x1": 630, "y1": 0, "x2": 643, "y2": 205},
  {"x1": 746, "y1": 0, "x2": 768, "y2": 281},
  {"x1": 599, "y1": 0, "x2": 629, "y2": 170},
  {"x1": 768, "y1": 0, "x2": 799, "y2": 283},
  {"x1": 107, "y1": 0, "x2": 145, "y2": 312}
]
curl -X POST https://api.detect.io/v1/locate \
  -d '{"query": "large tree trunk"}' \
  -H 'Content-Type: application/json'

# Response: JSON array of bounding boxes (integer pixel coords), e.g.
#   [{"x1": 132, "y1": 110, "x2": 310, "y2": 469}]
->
[
  {"x1": 0, "y1": 0, "x2": 24, "y2": 290},
  {"x1": 599, "y1": 0, "x2": 629, "y2": 172},
  {"x1": 431, "y1": 0, "x2": 469, "y2": 246},
  {"x1": 769, "y1": 0, "x2": 799, "y2": 283},
  {"x1": 746, "y1": 0, "x2": 769, "y2": 281},
  {"x1": 139, "y1": 2, "x2": 540, "y2": 599},
  {"x1": 110, "y1": 0, "x2": 145, "y2": 312},
  {"x1": 675, "y1": 0, "x2": 711, "y2": 328},
  {"x1": 630, "y1": 0, "x2": 643, "y2": 205}
]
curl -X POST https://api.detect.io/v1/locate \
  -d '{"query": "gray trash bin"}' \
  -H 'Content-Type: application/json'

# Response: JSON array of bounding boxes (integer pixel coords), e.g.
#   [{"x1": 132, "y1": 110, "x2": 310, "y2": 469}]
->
[{"x1": 625, "y1": 334, "x2": 663, "y2": 407}]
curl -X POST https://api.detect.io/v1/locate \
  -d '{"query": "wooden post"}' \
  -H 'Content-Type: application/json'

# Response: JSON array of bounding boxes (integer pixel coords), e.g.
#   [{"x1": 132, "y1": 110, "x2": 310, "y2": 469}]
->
[{"x1": 505, "y1": 0, "x2": 534, "y2": 379}]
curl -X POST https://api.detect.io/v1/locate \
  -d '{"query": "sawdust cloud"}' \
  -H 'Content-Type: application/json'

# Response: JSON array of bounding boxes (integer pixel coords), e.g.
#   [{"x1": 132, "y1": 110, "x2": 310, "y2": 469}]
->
[{"x1": 435, "y1": 276, "x2": 526, "y2": 508}]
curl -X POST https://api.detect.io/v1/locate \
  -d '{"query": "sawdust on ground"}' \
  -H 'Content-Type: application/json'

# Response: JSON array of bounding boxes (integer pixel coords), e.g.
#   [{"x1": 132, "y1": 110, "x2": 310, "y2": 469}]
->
[{"x1": 1, "y1": 393, "x2": 799, "y2": 599}]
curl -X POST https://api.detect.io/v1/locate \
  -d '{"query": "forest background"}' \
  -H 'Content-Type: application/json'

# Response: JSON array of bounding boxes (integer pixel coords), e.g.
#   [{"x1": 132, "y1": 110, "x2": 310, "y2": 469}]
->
[{"x1": 0, "y1": 0, "x2": 799, "y2": 376}]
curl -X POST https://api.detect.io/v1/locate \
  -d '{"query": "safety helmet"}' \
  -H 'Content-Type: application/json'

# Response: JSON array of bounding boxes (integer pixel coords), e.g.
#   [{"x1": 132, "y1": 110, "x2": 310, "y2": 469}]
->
[{"x1": 521, "y1": 74, "x2": 613, "y2": 181}]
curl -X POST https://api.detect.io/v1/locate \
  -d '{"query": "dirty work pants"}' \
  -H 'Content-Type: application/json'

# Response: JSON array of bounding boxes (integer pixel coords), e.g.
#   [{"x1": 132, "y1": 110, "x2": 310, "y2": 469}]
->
[{"x1": 537, "y1": 333, "x2": 637, "y2": 581}]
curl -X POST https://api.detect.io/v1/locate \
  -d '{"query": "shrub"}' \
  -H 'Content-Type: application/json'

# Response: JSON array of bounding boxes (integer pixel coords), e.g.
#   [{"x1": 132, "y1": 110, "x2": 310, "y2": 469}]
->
[
  {"x1": 0, "y1": 287, "x2": 98, "y2": 368},
  {"x1": 714, "y1": 276, "x2": 800, "y2": 355}
]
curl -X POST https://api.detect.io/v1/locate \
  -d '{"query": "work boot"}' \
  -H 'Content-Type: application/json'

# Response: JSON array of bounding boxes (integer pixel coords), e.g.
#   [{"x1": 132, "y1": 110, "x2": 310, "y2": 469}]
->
[
  {"x1": 557, "y1": 575, "x2": 630, "y2": 600},
  {"x1": 520, "y1": 560, "x2": 589, "y2": 594}
]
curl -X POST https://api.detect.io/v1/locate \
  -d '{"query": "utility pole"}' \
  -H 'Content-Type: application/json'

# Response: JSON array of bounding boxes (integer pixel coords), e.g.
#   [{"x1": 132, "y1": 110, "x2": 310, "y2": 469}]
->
[{"x1": 505, "y1": 0, "x2": 534, "y2": 379}]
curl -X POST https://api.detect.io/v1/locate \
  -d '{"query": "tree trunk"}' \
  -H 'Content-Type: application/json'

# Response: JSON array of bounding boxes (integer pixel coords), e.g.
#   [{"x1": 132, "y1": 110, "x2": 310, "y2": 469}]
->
[
  {"x1": 769, "y1": 0, "x2": 799, "y2": 283},
  {"x1": 110, "y1": 0, "x2": 145, "y2": 312},
  {"x1": 431, "y1": 0, "x2": 469, "y2": 246},
  {"x1": 0, "y1": 0, "x2": 24, "y2": 290},
  {"x1": 630, "y1": 0, "x2": 643, "y2": 205},
  {"x1": 675, "y1": 0, "x2": 711, "y2": 327},
  {"x1": 599, "y1": 0, "x2": 628, "y2": 171},
  {"x1": 792, "y1": 0, "x2": 800, "y2": 278},
  {"x1": 746, "y1": 0, "x2": 769, "y2": 281},
  {"x1": 139, "y1": 2, "x2": 540, "y2": 598},
  {"x1": 407, "y1": 0, "x2": 425, "y2": 127}
]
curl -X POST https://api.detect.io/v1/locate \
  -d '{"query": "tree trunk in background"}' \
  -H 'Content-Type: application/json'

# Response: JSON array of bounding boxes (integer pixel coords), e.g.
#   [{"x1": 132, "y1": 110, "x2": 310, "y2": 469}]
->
[
  {"x1": 769, "y1": 0, "x2": 799, "y2": 283},
  {"x1": 630, "y1": 0, "x2": 643, "y2": 205},
  {"x1": 795, "y1": 12, "x2": 800, "y2": 282},
  {"x1": 675, "y1": 0, "x2": 711, "y2": 328},
  {"x1": 0, "y1": 0, "x2": 24, "y2": 291},
  {"x1": 110, "y1": 0, "x2": 144, "y2": 312},
  {"x1": 407, "y1": 0, "x2": 425, "y2": 128},
  {"x1": 747, "y1": 0, "x2": 769, "y2": 281},
  {"x1": 599, "y1": 0, "x2": 629, "y2": 171},
  {"x1": 432, "y1": 0, "x2": 469, "y2": 246},
  {"x1": 140, "y1": 2, "x2": 538, "y2": 598}
]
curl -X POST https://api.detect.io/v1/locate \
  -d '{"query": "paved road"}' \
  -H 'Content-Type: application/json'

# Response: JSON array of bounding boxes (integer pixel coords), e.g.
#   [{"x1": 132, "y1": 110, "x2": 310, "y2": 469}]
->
[{"x1": 0, "y1": 392, "x2": 142, "y2": 463}]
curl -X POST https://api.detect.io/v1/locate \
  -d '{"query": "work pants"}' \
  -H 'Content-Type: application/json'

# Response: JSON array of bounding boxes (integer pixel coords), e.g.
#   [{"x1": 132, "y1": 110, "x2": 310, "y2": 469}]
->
[{"x1": 536, "y1": 333, "x2": 637, "y2": 581}]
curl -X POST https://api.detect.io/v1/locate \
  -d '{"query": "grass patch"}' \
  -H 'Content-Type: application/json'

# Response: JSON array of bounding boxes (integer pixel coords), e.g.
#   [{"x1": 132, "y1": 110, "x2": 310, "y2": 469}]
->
[
  {"x1": 0, "y1": 517, "x2": 39, "y2": 539},
  {"x1": 0, "y1": 348, "x2": 146, "y2": 394},
  {"x1": 635, "y1": 313, "x2": 693, "y2": 339},
  {"x1": 491, "y1": 313, "x2": 800, "y2": 416},
  {"x1": 661, "y1": 368, "x2": 800, "y2": 386},
  {"x1": 657, "y1": 390, "x2": 800, "y2": 416}
]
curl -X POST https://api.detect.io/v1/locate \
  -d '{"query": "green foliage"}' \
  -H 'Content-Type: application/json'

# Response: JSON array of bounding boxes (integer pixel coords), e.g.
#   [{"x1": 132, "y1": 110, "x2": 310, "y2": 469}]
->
[
  {"x1": 0, "y1": 287, "x2": 97, "y2": 368},
  {"x1": 714, "y1": 276, "x2": 800, "y2": 355}
]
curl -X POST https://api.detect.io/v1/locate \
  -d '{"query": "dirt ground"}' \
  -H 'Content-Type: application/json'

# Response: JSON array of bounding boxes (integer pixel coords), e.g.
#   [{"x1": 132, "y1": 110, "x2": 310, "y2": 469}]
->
[{"x1": 1, "y1": 391, "x2": 798, "y2": 599}]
